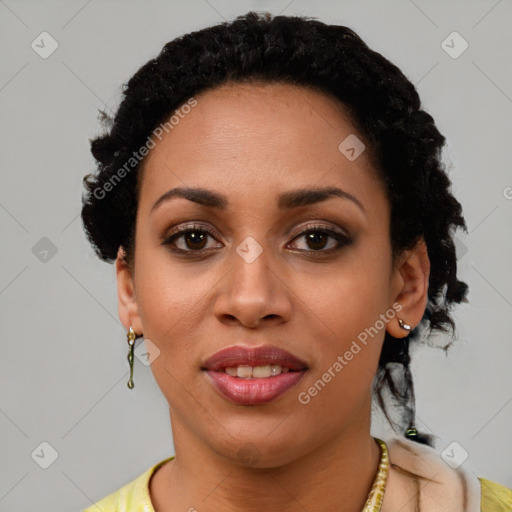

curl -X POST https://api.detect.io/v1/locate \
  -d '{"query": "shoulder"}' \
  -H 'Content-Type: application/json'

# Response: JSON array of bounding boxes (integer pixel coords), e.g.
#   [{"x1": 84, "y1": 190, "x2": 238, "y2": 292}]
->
[
  {"x1": 382, "y1": 435, "x2": 512, "y2": 512},
  {"x1": 382, "y1": 435, "x2": 481, "y2": 511},
  {"x1": 479, "y1": 477, "x2": 512, "y2": 511},
  {"x1": 81, "y1": 456, "x2": 174, "y2": 512}
]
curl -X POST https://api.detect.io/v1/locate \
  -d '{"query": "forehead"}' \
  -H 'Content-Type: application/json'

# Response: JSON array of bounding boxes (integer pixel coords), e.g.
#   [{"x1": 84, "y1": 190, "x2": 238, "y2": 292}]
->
[
  {"x1": 138, "y1": 81, "x2": 384, "y2": 213},
  {"x1": 145, "y1": 81, "x2": 365, "y2": 164}
]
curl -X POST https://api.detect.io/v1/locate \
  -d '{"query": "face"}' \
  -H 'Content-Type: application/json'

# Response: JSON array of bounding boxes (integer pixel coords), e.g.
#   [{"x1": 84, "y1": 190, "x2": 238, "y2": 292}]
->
[{"x1": 117, "y1": 81, "x2": 417, "y2": 467}]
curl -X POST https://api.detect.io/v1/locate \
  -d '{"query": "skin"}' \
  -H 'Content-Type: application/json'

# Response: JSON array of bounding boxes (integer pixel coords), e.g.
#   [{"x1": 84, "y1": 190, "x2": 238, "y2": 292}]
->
[{"x1": 116, "y1": 81, "x2": 430, "y2": 512}]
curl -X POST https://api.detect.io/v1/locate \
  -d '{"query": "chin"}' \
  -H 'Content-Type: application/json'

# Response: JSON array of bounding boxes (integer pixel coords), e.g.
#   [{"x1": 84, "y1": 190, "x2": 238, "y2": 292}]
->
[{"x1": 207, "y1": 428, "x2": 314, "y2": 469}]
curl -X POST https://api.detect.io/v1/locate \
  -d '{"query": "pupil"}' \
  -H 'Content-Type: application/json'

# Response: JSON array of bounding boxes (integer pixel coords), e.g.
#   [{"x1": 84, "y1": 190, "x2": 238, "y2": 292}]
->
[
  {"x1": 186, "y1": 232, "x2": 207, "y2": 250},
  {"x1": 307, "y1": 232, "x2": 327, "y2": 250}
]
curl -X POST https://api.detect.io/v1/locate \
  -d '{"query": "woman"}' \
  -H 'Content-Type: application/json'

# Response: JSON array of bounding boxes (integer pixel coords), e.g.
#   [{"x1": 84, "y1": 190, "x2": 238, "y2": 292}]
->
[{"x1": 80, "y1": 11, "x2": 511, "y2": 512}]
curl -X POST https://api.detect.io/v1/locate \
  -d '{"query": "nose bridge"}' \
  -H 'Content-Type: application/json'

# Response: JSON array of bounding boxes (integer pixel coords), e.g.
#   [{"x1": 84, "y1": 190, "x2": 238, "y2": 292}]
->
[
  {"x1": 231, "y1": 235, "x2": 274, "y2": 303},
  {"x1": 214, "y1": 235, "x2": 292, "y2": 326}
]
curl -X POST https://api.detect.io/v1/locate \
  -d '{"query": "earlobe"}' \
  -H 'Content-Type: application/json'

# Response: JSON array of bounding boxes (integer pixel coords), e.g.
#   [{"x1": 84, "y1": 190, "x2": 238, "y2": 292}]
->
[
  {"x1": 388, "y1": 237, "x2": 430, "y2": 338},
  {"x1": 115, "y1": 246, "x2": 143, "y2": 334}
]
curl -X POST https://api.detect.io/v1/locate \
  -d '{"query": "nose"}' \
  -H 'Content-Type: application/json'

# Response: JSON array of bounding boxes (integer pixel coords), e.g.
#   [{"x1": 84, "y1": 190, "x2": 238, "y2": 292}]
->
[{"x1": 213, "y1": 242, "x2": 293, "y2": 329}]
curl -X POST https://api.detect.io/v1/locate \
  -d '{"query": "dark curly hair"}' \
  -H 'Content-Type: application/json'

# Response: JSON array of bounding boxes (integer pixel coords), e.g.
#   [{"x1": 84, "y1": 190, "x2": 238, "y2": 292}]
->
[{"x1": 81, "y1": 11, "x2": 469, "y2": 448}]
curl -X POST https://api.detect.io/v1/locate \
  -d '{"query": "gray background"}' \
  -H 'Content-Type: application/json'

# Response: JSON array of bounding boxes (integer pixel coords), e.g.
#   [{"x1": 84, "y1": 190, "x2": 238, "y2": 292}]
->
[{"x1": 1, "y1": 0, "x2": 511, "y2": 510}]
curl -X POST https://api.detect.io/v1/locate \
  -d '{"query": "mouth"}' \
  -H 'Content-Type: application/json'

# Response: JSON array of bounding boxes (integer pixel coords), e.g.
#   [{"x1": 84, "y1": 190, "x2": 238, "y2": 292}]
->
[{"x1": 201, "y1": 345, "x2": 308, "y2": 405}]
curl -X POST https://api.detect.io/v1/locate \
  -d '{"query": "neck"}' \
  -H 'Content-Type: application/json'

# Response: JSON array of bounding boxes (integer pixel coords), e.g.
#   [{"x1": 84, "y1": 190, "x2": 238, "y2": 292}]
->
[{"x1": 150, "y1": 410, "x2": 382, "y2": 512}]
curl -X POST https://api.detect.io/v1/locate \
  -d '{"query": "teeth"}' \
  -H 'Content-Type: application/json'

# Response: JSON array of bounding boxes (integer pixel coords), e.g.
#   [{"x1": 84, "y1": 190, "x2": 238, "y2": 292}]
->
[
  {"x1": 270, "y1": 364, "x2": 281, "y2": 376},
  {"x1": 223, "y1": 364, "x2": 291, "y2": 378},
  {"x1": 253, "y1": 365, "x2": 272, "y2": 378},
  {"x1": 237, "y1": 365, "x2": 253, "y2": 378}
]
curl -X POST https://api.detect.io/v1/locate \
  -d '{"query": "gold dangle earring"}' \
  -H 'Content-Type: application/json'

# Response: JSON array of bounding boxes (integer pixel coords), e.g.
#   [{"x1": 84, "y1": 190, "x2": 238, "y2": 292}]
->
[{"x1": 126, "y1": 326, "x2": 139, "y2": 389}]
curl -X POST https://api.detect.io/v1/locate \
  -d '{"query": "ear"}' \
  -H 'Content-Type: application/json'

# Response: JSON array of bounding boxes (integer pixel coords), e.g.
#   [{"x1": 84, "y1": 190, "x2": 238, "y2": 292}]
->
[
  {"x1": 387, "y1": 237, "x2": 430, "y2": 338},
  {"x1": 115, "y1": 246, "x2": 143, "y2": 335}
]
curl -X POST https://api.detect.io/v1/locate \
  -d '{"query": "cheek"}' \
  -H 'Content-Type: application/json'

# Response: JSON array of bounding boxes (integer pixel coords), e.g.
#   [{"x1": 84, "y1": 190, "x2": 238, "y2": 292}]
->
[
  {"x1": 134, "y1": 242, "x2": 211, "y2": 335},
  {"x1": 304, "y1": 259, "x2": 389, "y2": 333},
  {"x1": 298, "y1": 257, "x2": 391, "y2": 386},
  {"x1": 295, "y1": 279, "x2": 387, "y2": 423},
  {"x1": 133, "y1": 248, "x2": 228, "y2": 396},
  {"x1": 133, "y1": 259, "x2": 204, "y2": 410}
]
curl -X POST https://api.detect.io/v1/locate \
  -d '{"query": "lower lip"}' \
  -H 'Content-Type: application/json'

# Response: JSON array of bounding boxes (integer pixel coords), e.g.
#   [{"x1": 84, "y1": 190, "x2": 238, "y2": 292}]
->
[{"x1": 205, "y1": 370, "x2": 306, "y2": 405}]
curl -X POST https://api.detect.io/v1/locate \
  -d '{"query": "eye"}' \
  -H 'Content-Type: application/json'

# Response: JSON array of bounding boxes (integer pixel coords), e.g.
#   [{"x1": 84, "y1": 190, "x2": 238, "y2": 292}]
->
[
  {"x1": 288, "y1": 224, "x2": 352, "y2": 254},
  {"x1": 162, "y1": 222, "x2": 352, "y2": 256},
  {"x1": 162, "y1": 223, "x2": 222, "y2": 253}
]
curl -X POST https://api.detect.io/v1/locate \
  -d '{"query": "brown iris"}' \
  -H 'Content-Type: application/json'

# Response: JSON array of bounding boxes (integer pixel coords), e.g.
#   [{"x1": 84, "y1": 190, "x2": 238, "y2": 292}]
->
[
  {"x1": 305, "y1": 231, "x2": 329, "y2": 251},
  {"x1": 184, "y1": 231, "x2": 208, "y2": 250}
]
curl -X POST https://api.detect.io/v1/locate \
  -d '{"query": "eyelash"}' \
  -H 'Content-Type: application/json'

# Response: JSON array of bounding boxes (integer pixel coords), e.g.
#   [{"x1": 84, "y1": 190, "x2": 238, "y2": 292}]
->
[{"x1": 162, "y1": 222, "x2": 352, "y2": 256}]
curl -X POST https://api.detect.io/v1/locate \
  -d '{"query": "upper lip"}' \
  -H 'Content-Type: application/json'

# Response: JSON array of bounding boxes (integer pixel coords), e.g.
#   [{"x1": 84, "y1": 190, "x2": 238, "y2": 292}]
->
[{"x1": 202, "y1": 344, "x2": 308, "y2": 371}]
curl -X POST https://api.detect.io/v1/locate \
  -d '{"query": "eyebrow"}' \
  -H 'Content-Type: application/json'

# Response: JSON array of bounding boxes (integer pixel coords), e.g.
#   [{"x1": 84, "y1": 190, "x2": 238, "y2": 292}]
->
[{"x1": 150, "y1": 186, "x2": 366, "y2": 214}]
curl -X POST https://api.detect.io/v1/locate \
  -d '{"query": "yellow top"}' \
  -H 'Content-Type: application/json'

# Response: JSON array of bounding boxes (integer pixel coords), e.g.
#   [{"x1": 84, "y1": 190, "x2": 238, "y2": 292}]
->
[
  {"x1": 81, "y1": 438, "x2": 512, "y2": 512},
  {"x1": 479, "y1": 477, "x2": 512, "y2": 511}
]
